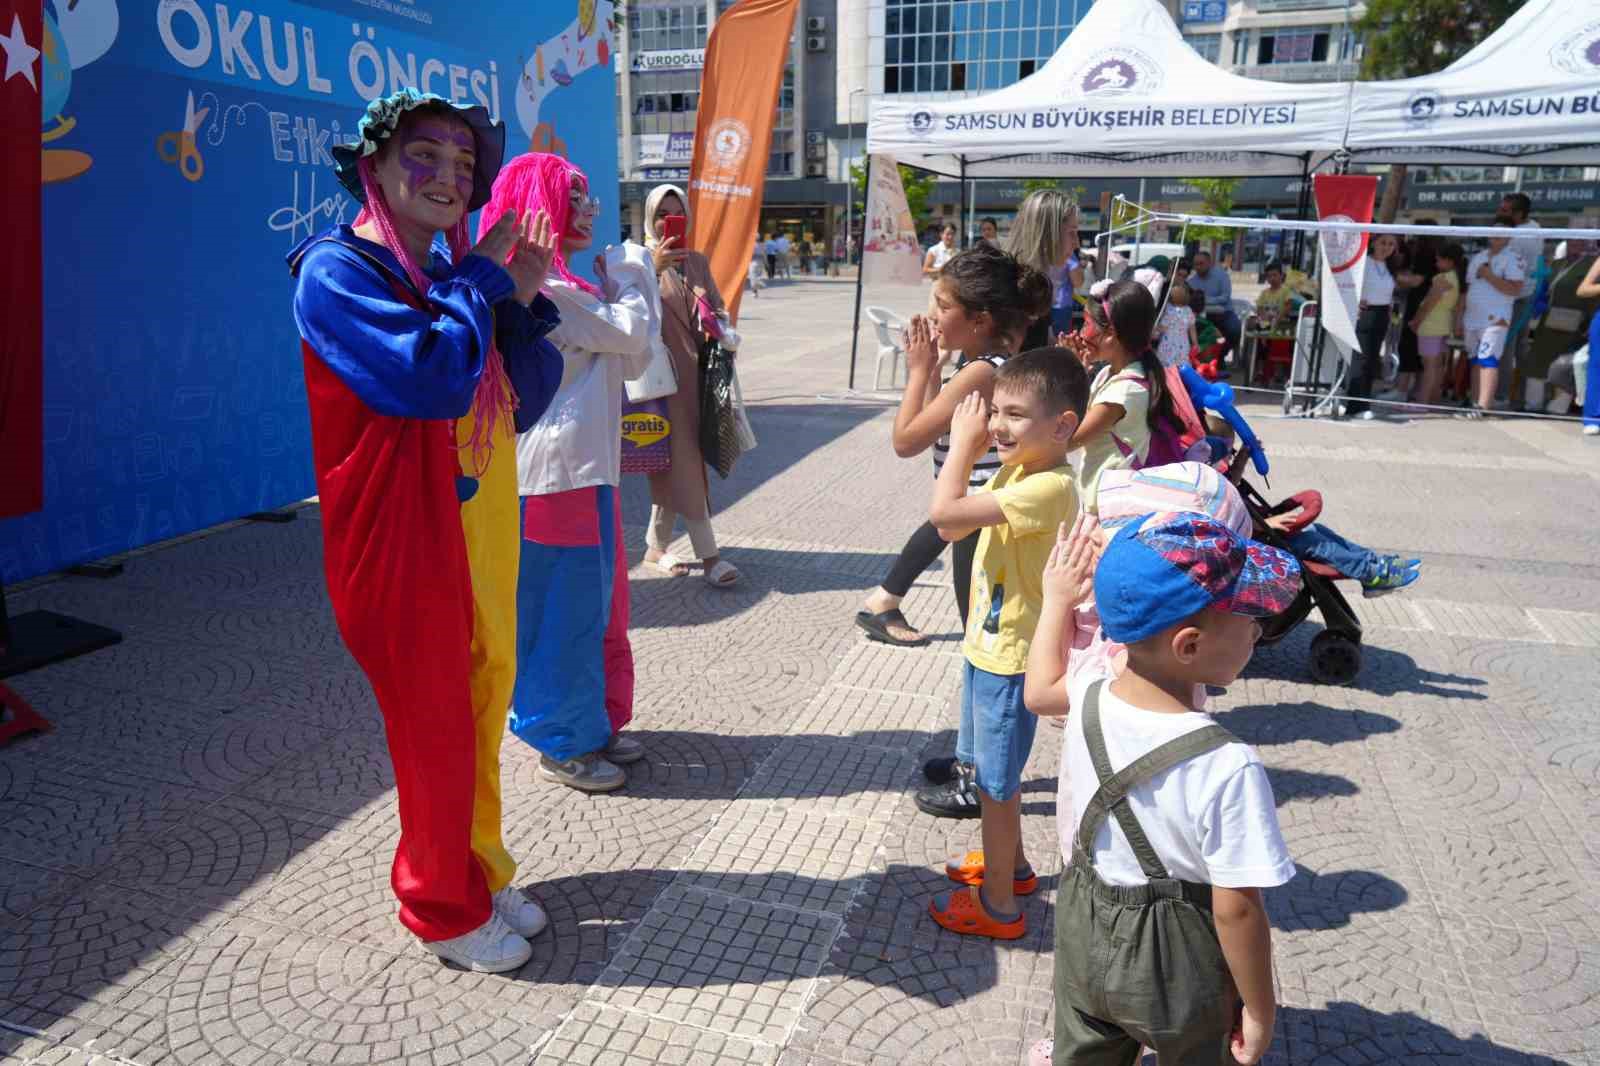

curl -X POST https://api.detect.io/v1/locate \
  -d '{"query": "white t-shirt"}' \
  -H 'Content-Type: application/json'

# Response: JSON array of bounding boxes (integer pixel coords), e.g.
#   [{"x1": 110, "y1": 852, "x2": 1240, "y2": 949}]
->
[
  {"x1": 1363, "y1": 257, "x2": 1395, "y2": 307},
  {"x1": 1510, "y1": 220, "x2": 1544, "y2": 299},
  {"x1": 927, "y1": 241, "x2": 956, "y2": 272},
  {"x1": 1060, "y1": 668, "x2": 1296, "y2": 889},
  {"x1": 1463, "y1": 247, "x2": 1526, "y2": 331}
]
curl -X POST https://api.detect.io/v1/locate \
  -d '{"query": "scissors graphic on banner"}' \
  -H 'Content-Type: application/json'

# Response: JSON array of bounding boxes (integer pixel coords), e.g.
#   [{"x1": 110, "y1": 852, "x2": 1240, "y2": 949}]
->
[{"x1": 155, "y1": 91, "x2": 208, "y2": 183}]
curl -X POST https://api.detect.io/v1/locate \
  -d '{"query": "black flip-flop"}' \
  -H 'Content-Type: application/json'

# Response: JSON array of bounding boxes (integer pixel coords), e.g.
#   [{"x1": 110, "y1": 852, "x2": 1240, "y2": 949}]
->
[{"x1": 854, "y1": 609, "x2": 930, "y2": 647}]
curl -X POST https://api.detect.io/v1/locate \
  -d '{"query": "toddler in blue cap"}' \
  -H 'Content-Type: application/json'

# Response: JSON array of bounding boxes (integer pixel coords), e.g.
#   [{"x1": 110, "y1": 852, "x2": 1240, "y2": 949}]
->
[{"x1": 1037, "y1": 510, "x2": 1301, "y2": 1066}]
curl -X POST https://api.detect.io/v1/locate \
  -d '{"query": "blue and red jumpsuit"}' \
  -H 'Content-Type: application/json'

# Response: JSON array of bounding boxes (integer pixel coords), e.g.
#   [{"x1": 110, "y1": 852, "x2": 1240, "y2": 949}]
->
[{"x1": 288, "y1": 225, "x2": 561, "y2": 941}]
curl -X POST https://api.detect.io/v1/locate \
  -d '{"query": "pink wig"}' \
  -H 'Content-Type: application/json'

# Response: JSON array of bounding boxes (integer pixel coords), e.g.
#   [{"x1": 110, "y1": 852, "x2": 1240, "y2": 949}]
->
[
  {"x1": 480, "y1": 152, "x2": 601, "y2": 298},
  {"x1": 355, "y1": 153, "x2": 516, "y2": 476}
]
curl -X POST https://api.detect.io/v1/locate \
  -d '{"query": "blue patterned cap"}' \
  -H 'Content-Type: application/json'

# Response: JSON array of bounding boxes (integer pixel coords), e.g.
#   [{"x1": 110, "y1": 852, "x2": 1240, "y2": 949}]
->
[{"x1": 1094, "y1": 511, "x2": 1301, "y2": 644}]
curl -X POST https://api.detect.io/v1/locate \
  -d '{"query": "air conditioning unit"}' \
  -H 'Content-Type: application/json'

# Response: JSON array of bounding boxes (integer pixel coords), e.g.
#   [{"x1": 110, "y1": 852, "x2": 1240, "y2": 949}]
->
[
  {"x1": 806, "y1": 162, "x2": 825, "y2": 177},
  {"x1": 805, "y1": 16, "x2": 827, "y2": 32},
  {"x1": 805, "y1": 130, "x2": 825, "y2": 146},
  {"x1": 806, "y1": 143, "x2": 825, "y2": 160},
  {"x1": 805, "y1": 35, "x2": 827, "y2": 52}
]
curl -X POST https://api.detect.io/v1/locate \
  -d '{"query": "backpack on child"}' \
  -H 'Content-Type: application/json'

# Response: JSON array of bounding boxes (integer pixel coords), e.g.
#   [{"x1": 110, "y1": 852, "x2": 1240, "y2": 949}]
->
[{"x1": 1108, "y1": 365, "x2": 1205, "y2": 469}]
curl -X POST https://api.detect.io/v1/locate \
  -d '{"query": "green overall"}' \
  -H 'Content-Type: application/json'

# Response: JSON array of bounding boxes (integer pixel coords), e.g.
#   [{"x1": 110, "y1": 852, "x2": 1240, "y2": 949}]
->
[{"x1": 1053, "y1": 681, "x2": 1241, "y2": 1065}]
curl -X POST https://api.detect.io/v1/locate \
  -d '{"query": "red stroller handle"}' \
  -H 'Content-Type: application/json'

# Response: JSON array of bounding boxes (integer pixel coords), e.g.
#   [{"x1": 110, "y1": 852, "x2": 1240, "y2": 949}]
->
[{"x1": 1266, "y1": 490, "x2": 1323, "y2": 534}]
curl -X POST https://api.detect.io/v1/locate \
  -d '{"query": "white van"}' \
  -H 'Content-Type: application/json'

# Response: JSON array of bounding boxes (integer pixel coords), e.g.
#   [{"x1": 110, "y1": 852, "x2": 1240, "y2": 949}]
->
[{"x1": 1109, "y1": 241, "x2": 1186, "y2": 265}]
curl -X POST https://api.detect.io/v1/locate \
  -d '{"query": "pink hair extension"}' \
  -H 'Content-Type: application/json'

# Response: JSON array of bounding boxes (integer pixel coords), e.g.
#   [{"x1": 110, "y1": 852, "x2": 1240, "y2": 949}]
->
[
  {"x1": 480, "y1": 152, "x2": 601, "y2": 298},
  {"x1": 357, "y1": 154, "x2": 517, "y2": 476}
]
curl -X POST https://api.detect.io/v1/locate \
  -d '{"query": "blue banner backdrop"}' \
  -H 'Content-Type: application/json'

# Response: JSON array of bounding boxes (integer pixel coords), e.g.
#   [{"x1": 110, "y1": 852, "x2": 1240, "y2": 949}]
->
[{"x1": 0, "y1": 0, "x2": 619, "y2": 581}]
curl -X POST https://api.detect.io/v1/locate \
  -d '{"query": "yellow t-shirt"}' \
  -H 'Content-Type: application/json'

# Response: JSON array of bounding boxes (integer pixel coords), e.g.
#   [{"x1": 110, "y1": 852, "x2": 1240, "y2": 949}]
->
[
  {"x1": 1418, "y1": 273, "x2": 1459, "y2": 337},
  {"x1": 964, "y1": 463, "x2": 1079, "y2": 675},
  {"x1": 1075, "y1": 366, "x2": 1151, "y2": 515},
  {"x1": 1256, "y1": 285, "x2": 1295, "y2": 327}
]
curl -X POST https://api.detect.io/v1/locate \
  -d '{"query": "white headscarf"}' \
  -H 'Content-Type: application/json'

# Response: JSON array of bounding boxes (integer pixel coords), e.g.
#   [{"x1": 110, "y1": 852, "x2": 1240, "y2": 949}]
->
[{"x1": 643, "y1": 183, "x2": 689, "y2": 250}]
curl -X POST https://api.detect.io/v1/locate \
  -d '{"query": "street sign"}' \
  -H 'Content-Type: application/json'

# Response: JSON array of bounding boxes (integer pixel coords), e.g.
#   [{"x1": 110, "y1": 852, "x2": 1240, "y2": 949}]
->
[{"x1": 1182, "y1": 1, "x2": 1227, "y2": 24}]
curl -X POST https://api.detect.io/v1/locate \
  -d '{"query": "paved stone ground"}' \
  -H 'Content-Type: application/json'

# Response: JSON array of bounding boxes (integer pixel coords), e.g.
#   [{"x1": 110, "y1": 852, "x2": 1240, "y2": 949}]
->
[{"x1": 4, "y1": 274, "x2": 1599, "y2": 1065}]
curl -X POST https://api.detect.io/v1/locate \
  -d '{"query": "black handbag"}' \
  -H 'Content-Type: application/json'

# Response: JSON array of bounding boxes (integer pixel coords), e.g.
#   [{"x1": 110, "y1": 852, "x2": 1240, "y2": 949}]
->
[{"x1": 697, "y1": 336, "x2": 742, "y2": 479}]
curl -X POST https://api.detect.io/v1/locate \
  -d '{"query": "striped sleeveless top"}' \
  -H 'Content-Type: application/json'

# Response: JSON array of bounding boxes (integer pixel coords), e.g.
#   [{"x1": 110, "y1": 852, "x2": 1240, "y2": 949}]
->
[{"x1": 932, "y1": 352, "x2": 1008, "y2": 493}]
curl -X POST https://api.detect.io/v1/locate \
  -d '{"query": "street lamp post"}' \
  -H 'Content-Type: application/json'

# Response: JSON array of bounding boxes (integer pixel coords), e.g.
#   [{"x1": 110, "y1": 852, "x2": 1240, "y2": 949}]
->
[{"x1": 846, "y1": 87, "x2": 866, "y2": 265}]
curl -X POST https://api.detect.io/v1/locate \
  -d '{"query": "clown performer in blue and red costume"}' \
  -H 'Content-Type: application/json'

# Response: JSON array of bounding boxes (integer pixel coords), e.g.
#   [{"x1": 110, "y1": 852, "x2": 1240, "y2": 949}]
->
[{"x1": 286, "y1": 89, "x2": 565, "y2": 974}]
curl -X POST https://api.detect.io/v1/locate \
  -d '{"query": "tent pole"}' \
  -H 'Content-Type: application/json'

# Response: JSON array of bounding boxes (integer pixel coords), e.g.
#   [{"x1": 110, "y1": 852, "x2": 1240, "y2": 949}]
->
[
  {"x1": 847, "y1": 155, "x2": 873, "y2": 391},
  {"x1": 960, "y1": 157, "x2": 970, "y2": 247}
]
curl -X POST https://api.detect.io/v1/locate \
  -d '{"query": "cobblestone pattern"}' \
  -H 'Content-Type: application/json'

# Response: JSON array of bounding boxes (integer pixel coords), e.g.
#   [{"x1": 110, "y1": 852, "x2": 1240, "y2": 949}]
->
[{"x1": 4, "y1": 279, "x2": 1598, "y2": 1065}]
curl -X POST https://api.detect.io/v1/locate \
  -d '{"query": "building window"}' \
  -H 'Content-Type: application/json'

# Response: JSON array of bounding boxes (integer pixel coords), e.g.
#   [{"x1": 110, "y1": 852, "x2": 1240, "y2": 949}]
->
[
  {"x1": 626, "y1": 2, "x2": 709, "y2": 53},
  {"x1": 1258, "y1": 26, "x2": 1332, "y2": 65},
  {"x1": 1183, "y1": 33, "x2": 1221, "y2": 64},
  {"x1": 883, "y1": 0, "x2": 1090, "y2": 95},
  {"x1": 1232, "y1": 32, "x2": 1252, "y2": 66}
]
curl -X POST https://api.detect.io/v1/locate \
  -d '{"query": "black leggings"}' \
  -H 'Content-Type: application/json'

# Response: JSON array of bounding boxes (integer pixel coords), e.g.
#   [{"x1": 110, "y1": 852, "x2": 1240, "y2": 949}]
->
[
  {"x1": 881, "y1": 521, "x2": 980, "y2": 627},
  {"x1": 1349, "y1": 304, "x2": 1390, "y2": 413}
]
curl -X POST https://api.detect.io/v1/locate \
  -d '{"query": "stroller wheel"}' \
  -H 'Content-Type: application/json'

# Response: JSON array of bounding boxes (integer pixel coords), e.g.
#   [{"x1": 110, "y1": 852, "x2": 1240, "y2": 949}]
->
[{"x1": 1309, "y1": 631, "x2": 1362, "y2": 686}]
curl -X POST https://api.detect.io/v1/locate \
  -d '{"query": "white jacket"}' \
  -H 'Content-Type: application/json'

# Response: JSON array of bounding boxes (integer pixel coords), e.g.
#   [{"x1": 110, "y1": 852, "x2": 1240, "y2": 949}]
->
[{"x1": 516, "y1": 242, "x2": 656, "y2": 496}]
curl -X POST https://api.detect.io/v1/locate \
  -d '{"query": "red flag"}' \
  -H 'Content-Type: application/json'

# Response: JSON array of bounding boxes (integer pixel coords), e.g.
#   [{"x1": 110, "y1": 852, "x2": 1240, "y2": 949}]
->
[
  {"x1": 686, "y1": 0, "x2": 800, "y2": 323},
  {"x1": 0, "y1": 0, "x2": 42, "y2": 519}
]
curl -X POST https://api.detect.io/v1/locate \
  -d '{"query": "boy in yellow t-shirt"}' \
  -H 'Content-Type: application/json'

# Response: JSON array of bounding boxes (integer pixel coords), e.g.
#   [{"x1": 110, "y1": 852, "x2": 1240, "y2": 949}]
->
[{"x1": 919, "y1": 348, "x2": 1090, "y2": 939}]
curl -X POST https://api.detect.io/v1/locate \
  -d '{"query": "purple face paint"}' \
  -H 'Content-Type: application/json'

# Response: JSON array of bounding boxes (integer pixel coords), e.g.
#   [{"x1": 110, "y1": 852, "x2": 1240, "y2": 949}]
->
[{"x1": 394, "y1": 118, "x2": 476, "y2": 206}]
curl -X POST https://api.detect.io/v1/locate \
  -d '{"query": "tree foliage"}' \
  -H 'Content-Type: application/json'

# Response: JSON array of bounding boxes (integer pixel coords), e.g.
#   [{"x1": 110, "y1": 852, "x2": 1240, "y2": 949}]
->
[
  {"x1": 1182, "y1": 178, "x2": 1242, "y2": 248},
  {"x1": 1355, "y1": 0, "x2": 1523, "y2": 79},
  {"x1": 1355, "y1": 0, "x2": 1521, "y2": 220}
]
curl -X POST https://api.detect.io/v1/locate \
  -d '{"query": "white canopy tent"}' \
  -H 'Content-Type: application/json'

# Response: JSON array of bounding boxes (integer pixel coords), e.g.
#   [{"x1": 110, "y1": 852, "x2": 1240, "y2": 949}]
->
[
  {"x1": 866, "y1": 0, "x2": 1349, "y2": 179},
  {"x1": 1344, "y1": 0, "x2": 1600, "y2": 168}
]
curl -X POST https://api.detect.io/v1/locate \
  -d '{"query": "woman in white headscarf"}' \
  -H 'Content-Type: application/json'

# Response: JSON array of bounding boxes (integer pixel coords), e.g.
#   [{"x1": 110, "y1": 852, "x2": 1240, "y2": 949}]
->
[{"x1": 640, "y1": 183, "x2": 741, "y2": 587}]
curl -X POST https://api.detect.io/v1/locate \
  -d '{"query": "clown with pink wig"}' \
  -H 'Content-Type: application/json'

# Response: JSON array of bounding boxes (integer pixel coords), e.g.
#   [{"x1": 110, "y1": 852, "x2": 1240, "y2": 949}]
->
[
  {"x1": 489, "y1": 152, "x2": 656, "y2": 793},
  {"x1": 287, "y1": 89, "x2": 566, "y2": 974}
]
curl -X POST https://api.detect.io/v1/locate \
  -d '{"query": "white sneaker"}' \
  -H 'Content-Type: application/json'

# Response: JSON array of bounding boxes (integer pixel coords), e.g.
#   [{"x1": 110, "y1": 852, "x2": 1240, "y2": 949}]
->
[
  {"x1": 1585, "y1": 424, "x2": 1600, "y2": 437},
  {"x1": 492, "y1": 886, "x2": 549, "y2": 939},
  {"x1": 422, "y1": 912, "x2": 531, "y2": 973}
]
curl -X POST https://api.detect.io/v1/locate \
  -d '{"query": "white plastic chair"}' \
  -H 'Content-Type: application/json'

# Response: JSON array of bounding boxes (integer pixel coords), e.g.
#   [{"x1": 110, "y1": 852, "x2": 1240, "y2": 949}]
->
[{"x1": 865, "y1": 306, "x2": 907, "y2": 389}]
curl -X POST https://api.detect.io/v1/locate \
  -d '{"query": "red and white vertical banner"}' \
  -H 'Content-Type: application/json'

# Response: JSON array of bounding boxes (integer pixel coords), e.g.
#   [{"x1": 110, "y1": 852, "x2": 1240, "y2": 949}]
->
[
  {"x1": 861, "y1": 154, "x2": 922, "y2": 287},
  {"x1": 0, "y1": 0, "x2": 43, "y2": 519},
  {"x1": 1312, "y1": 174, "x2": 1377, "y2": 355}
]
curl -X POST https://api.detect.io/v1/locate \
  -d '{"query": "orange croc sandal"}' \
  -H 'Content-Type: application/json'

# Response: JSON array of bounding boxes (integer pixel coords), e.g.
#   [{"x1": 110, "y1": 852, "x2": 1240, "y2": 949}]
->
[
  {"x1": 929, "y1": 885, "x2": 1026, "y2": 940},
  {"x1": 945, "y1": 850, "x2": 1039, "y2": 895}
]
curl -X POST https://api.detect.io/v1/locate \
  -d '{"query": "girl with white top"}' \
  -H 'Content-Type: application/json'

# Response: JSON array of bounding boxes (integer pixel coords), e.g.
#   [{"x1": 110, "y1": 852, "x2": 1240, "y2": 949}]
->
[
  {"x1": 1153, "y1": 279, "x2": 1198, "y2": 369},
  {"x1": 1349, "y1": 233, "x2": 1399, "y2": 419},
  {"x1": 923, "y1": 224, "x2": 958, "y2": 278},
  {"x1": 1065, "y1": 280, "x2": 1181, "y2": 514},
  {"x1": 495, "y1": 153, "x2": 655, "y2": 793}
]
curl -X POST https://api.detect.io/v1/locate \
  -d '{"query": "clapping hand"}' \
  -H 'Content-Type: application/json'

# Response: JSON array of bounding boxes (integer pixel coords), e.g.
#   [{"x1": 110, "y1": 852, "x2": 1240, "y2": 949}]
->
[
  {"x1": 1058, "y1": 330, "x2": 1096, "y2": 369},
  {"x1": 1042, "y1": 514, "x2": 1101, "y2": 611},
  {"x1": 904, "y1": 315, "x2": 940, "y2": 374},
  {"x1": 948, "y1": 391, "x2": 992, "y2": 455},
  {"x1": 505, "y1": 210, "x2": 556, "y2": 306},
  {"x1": 470, "y1": 209, "x2": 521, "y2": 267}
]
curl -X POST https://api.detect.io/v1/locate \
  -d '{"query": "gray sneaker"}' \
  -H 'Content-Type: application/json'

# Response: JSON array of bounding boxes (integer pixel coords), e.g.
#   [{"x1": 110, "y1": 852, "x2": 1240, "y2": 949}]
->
[
  {"x1": 603, "y1": 732, "x2": 646, "y2": 765},
  {"x1": 539, "y1": 752, "x2": 625, "y2": 792}
]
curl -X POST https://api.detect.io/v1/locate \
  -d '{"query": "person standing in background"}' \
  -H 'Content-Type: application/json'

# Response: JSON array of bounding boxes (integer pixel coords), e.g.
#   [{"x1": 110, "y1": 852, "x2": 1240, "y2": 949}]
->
[
  {"x1": 1498, "y1": 192, "x2": 1545, "y2": 407},
  {"x1": 1348, "y1": 234, "x2": 1400, "y2": 419},
  {"x1": 924, "y1": 224, "x2": 959, "y2": 278},
  {"x1": 979, "y1": 217, "x2": 1001, "y2": 247},
  {"x1": 1006, "y1": 189, "x2": 1081, "y2": 351},
  {"x1": 764, "y1": 233, "x2": 778, "y2": 279}
]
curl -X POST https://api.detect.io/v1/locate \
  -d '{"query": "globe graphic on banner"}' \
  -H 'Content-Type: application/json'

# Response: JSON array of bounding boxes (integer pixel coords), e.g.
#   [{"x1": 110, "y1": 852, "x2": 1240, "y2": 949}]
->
[
  {"x1": 40, "y1": 6, "x2": 94, "y2": 184},
  {"x1": 40, "y1": 10, "x2": 70, "y2": 129}
]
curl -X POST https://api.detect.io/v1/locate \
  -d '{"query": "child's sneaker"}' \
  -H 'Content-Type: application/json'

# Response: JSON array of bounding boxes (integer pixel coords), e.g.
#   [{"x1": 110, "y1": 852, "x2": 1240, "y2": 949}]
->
[
  {"x1": 1362, "y1": 557, "x2": 1420, "y2": 598},
  {"x1": 914, "y1": 762, "x2": 982, "y2": 818},
  {"x1": 492, "y1": 886, "x2": 549, "y2": 939}
]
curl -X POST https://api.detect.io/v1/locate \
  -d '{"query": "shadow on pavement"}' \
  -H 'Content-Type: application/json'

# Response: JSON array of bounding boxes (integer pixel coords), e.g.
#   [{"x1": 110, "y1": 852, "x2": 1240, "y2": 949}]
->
[
  {"x1": 1245, "y1": 624, "x2": 1488, "y2": 701},
  {"x1": 1273, "y1": 1002, "x2": 1568, "y2": 1064}
]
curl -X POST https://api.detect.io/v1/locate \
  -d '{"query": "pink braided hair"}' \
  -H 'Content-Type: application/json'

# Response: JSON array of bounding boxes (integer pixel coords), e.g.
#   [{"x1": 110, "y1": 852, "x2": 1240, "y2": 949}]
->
[
  {"x1": 480, "y1": 152, "x2": 601, "y2": 298},
  {"x1": 355, "y1": 153, "x2": 516, "y2": 476}
]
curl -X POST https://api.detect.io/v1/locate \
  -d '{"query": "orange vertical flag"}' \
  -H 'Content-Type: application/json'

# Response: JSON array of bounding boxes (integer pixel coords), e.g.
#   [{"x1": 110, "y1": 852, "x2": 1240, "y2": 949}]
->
[{"x1": 686, "y1": 0, "x2": 800, "y2": 323}]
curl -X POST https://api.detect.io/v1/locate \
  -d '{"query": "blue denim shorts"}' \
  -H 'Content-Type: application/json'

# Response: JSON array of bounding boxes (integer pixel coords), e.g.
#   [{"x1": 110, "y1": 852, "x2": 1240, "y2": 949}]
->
[{"x1": 954, "y1": 661, "x2": 1038, "y2": 802}]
